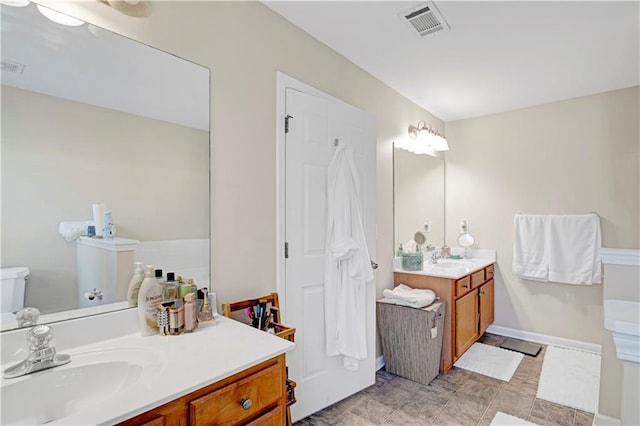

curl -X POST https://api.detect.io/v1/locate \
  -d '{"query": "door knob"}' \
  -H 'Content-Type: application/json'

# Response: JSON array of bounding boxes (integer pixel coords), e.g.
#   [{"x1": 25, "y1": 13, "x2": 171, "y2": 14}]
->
[{"x1": 370, "y1": 260, "x2": 378, "y2": 270}]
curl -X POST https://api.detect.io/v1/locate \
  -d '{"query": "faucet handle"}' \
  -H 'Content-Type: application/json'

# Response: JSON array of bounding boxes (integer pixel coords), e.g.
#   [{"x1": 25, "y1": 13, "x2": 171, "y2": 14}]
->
[
  {"x1": 27, "y1": 325, "x2": 53, "y2": 350},
  {"x1": 16, "y1": 307, "x2": 40, "y2": 328}
]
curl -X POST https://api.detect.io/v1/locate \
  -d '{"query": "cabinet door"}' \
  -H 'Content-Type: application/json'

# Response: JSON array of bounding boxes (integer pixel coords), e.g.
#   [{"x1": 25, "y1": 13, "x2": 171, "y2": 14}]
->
[
  {"x1": 455, "y1": 289, "x2": 478, "y2": 358},
  {"x1": 479, "y1": 279, "x2": 495, "y2": 335}
]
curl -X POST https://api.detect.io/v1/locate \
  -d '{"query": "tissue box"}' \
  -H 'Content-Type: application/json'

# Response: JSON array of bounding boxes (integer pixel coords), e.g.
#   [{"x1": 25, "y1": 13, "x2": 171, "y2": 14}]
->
[{"x1": 401, "y1": 252, "x2": 423, "y2": 271}]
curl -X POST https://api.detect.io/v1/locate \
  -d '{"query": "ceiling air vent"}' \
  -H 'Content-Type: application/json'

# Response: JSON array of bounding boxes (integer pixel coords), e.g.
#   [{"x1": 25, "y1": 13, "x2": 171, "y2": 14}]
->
[
  {"x1": 1, "y1": 60, "x2": 26, "y2": 75},
  {"x1": 401, "y1": 2, "x2": 450, "y2": 37}
]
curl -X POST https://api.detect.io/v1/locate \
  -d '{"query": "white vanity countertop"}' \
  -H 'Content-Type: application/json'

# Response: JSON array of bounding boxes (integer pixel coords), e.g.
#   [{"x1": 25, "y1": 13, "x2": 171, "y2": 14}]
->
[
  {"x1": 1, "y1": 316, "x2": 294, "y2": 425},
  {"x1": 393, "y1": 249, "x2": 497, "y2": 279}
]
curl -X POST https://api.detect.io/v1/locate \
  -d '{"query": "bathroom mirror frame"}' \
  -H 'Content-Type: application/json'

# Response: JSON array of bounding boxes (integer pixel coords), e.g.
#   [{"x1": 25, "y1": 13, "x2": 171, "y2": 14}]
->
[
  {"x1": 1, "y1": 3, "x2": 211, "y2": 331},
  {"x1": 393, "y1": 144, "x2": 445, "y2": 255}
]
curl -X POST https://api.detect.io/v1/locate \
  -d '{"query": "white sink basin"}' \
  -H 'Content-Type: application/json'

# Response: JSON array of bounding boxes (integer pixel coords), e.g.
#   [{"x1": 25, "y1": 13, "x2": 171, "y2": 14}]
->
[{"x1": 1, "y1": 347, "x2": 167, "y2": 425}]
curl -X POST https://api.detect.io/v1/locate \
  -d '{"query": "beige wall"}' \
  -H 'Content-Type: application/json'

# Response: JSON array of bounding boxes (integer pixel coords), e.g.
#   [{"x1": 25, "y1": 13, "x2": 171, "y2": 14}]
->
[
  {"x1": 39, "y1": 1, "x2": 443, "y2": 319},
  {"x1": 445, "y1": 87, "x2": 639, "y2": 346},
  {"x1": 1, "y1": 86, "x2": 208, "y2": 313},
  {"x1": 599, "y1": 262, "x2": 640, "y2": 419}
]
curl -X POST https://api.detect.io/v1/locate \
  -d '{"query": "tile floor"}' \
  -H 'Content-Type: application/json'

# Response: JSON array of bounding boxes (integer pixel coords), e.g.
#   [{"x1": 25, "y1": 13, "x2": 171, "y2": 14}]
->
[{"x1": 295, "y1": 334, "x2": 595, "y2": 426}]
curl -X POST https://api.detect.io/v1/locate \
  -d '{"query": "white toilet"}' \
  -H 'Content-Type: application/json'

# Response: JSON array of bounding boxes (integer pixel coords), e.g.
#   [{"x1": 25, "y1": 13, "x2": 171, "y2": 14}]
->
[{"x1": 0, "y1": 267, "x2": 30, "y2": 315}]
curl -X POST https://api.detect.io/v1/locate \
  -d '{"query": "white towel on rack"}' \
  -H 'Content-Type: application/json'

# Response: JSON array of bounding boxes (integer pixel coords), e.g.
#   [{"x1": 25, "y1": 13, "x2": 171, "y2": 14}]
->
[
  {"x1": 513, "y1": 214, "x2": 549, "y2": 281},
  {"x1": 512, "y1": 213, "x2": 601, "y2": 285},
  {"x1": 547, "y1": 214, "x2": 601, "y2": 285}
]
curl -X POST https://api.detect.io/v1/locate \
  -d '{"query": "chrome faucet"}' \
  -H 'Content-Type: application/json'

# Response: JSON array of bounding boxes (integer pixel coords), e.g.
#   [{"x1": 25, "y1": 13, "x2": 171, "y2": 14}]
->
[
  {"x1": 428, "y1": 251, "x2": 440, "y2": 264},
  {"x1": 3, "y1": 325, "x2": 71, "y2": 379}
]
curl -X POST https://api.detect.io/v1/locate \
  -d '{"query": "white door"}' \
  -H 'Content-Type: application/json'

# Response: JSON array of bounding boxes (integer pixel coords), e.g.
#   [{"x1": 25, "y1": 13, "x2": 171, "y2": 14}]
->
[{"x1": 284, "y1": 87, "x2": 377, "y2": 421}]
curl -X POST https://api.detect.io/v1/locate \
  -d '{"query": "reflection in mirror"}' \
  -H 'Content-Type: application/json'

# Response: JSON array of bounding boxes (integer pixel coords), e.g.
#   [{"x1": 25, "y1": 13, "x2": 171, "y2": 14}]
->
[
  {"x1": 393, "y1": 146, "x2": 445, "y2": 254},
  {"x1": 1, "y1": 3, "x2": 210, "y2": 331}
]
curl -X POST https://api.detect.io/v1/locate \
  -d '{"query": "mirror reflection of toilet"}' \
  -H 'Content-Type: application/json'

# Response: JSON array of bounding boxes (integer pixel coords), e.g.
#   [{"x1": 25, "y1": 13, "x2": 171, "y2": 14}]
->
[{"x1": 0, "y1": 267, "x2": 30, "y2": 326}]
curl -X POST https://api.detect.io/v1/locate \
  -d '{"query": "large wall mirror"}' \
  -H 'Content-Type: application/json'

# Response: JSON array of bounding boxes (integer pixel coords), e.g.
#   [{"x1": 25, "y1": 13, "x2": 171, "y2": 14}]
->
[
  {"x1": 393, "y1": 146, "x2": 445, "y2": 253},
  {"x1": 1, "y1": 3, "x2": 210, "y2": 331}
]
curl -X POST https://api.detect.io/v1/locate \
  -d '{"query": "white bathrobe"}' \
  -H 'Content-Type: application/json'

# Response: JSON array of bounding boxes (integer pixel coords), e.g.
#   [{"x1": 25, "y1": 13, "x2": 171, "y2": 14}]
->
[{"x1": 324, "y1": 144, "x2": 374, "y2": 371}]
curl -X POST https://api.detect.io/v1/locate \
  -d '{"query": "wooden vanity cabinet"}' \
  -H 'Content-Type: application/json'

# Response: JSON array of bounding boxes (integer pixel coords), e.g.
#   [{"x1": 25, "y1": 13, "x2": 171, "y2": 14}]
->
[
  {"x1": 394, "y1": 263, "x2": 495, "y2": 373},
  {"x1": 117, "y1": 354, "x2": 287, "y2": 426}
]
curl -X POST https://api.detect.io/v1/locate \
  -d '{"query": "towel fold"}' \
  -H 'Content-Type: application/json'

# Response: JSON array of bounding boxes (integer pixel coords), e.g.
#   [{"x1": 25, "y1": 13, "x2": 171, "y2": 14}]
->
[
  {"x1": 512, "y1": 213, "x2": 601, "y2": 285},
  {"x1": 382, "y1": 283, "x2": 436, "y2": 308},
  {"x1": 59, "y1": 221, "x2": 94, "y2": 242}
]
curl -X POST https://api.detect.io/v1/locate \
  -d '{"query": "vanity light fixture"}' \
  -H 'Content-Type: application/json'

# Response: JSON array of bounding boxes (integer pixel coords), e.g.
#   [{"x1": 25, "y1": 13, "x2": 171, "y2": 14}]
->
[
  {"x1": 407, "y1": 120, "x2": 449, "y2": 152},
  {"x1": 36, "y1": 4, "x2": 85, "y2": 26}
]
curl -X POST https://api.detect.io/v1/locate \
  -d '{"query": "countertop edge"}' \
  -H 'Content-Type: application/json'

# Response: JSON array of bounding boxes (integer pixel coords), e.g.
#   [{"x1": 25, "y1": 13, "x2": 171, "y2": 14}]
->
[{"x1": 25, "y1": 317, "x2": 296, "y2": 425}]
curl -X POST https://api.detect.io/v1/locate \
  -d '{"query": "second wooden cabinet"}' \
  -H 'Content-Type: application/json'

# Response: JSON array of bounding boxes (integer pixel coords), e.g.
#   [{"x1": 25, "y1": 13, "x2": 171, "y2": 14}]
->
[{"x1": 394, "y1": 263, "x2": 495, "y2": 372}]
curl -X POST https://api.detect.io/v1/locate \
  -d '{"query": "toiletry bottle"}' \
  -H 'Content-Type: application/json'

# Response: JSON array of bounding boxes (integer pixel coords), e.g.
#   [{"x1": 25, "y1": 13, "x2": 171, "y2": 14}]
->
[
  {"x1": 103, "y1": 211, "x2": 116, "y2": 239},
  {"x1": 137, "y1": 265, "x2": 163, "y2": 336},
  {"x1": 184, "y1": 292, "x2": 198, "y2": 332},
  {"x1": 187, "y1": 279, "x2": 197, "y2": 297},
  {"x1": 161, "y1": 272, "x2": 179, "y2": 302},
  {"x1": 396, "y1": 243, "x2": 403, "y2": 257},
  {"x1": 157, "y1": 303, "x2": 170, "y2": 336},
  {"x1": 126, "y1": 262, "x2": 145, "y2": 307},
  {"x1": 169, "y1": 299, "x2": 184, "y2": 335},
  {"x1": 155, "y1": 269, "x2": 164, "y2": 283},
  {"x1": 179, "y1": 278, "x2": 197, "y2": 299},
  {"x1": 198, "y1": 288, "x2": 215, "y2": 324},
  {"x1": 209, "y1": 290, "x2": 219, "y2": 318}
]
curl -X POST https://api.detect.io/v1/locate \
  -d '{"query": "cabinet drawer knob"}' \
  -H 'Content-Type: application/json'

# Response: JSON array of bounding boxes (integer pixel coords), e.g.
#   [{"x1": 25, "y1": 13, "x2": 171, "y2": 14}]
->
[
  {"x1": 240, "y1": 398, "x2": 253, "y2": 410},
  {"x1": 463, "y1": 284, "x2": 469, "y2": 289}
]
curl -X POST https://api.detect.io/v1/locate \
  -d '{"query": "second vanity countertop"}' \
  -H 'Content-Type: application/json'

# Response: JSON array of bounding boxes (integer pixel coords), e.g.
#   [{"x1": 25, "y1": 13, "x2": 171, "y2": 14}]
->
[
  {"x1": 393, "y1": 249, "x2": 496, "y2": 279},
  {"x1": 0, "y1": 315, "x2": 294, "y2": 425}
]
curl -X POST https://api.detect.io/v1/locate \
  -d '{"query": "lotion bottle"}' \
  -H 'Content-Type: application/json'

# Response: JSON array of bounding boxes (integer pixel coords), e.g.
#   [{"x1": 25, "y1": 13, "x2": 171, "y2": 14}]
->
[
  {"x1": 137, "y1": 264, "x2": 163, "y2": 336},
  {"x1": 184, "y1": 292, "x2": 197, "y2": 333},
  {"x1": 126, "y1": 262, "x2": 145, "y2": 307}
]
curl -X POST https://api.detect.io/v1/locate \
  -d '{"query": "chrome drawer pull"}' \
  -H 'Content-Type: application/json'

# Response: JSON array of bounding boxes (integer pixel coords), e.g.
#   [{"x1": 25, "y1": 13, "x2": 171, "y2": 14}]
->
[{"x1": 240, "y1": 398, "x2": 252, "y2": 410}]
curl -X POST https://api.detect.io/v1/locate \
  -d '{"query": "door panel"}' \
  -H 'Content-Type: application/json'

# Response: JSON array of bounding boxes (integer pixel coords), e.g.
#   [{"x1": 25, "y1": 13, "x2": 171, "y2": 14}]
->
[{"x1": 284, "y1": 88, "x2": 376, "y2": 421}]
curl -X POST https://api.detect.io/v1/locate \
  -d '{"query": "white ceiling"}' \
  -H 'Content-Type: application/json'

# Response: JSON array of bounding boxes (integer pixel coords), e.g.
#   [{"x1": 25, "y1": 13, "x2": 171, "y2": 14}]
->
[
  {"x1": 1, "y1": 3, "x2": 209, "y2": 131},
  {"x1": 264, "y1": 1, "x2": 640, "y2": 122}
]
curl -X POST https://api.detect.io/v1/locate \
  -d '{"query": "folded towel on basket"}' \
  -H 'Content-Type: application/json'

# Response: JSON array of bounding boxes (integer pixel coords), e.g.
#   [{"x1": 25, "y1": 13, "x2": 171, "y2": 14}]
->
[{"x1": 382, "y1": 284, "x2": 436, "y2": 308}]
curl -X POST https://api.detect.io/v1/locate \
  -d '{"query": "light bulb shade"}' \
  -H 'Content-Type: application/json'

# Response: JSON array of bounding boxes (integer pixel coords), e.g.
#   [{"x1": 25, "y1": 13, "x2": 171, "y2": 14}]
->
[
  {"x1": 36, "y1": 4, "x2": 84, "y2": 26},
  {"x1": 1, "y1": 0, "x2": 30, "y2": 7},
  {"x1": 431, "y1": 134, "x2": 449, "y2": 151}
]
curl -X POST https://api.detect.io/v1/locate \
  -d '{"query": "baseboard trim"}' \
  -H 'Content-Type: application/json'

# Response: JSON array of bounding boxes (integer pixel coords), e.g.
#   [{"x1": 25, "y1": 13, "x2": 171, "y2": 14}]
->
[
  {"x1": 376, "y1": 355, "x2": 385, "y2": 371},
  {"x1": 487, "y1": 325, "x2": 602, "y2": 354},
  {"x1": 593, "y1": 412, "x2": 621, "y2": 426}
]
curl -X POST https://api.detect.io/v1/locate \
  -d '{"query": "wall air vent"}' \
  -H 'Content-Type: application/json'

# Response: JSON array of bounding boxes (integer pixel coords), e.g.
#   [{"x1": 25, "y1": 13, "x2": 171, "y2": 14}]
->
[
  {"x1": 1, "y1": 60, "x2": 26, "y2": 75},
  {"x1": 401, "y1": 2, "x2": 450, "y2": 37}
]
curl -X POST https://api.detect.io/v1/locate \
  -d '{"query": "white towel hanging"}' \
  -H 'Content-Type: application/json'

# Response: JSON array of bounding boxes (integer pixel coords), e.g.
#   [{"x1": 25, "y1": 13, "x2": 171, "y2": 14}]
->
[{"x1": 512, "y1": 213, "x2": 601, "y2": 285}]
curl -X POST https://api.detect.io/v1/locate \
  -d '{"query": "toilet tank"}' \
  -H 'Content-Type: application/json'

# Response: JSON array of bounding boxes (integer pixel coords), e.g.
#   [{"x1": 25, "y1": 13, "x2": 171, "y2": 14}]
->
[{"x1": 0, "y1": 267, "x2": 29, "y2": 314}]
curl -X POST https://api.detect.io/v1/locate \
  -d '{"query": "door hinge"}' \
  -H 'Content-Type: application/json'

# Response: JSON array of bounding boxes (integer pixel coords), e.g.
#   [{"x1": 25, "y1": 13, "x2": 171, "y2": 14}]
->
[
  {"x1": 284, "y1": 242, "x2": 289, "y2": 258},
  {"x1": 284, "y1": 115, "x2": 293, "y2": 134}
]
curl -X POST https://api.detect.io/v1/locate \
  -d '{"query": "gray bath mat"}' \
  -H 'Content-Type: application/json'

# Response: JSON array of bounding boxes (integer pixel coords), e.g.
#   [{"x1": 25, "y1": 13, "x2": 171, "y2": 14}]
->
[{"x1": 500, "y1": 338, "x2": 542, "y2": 357}]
